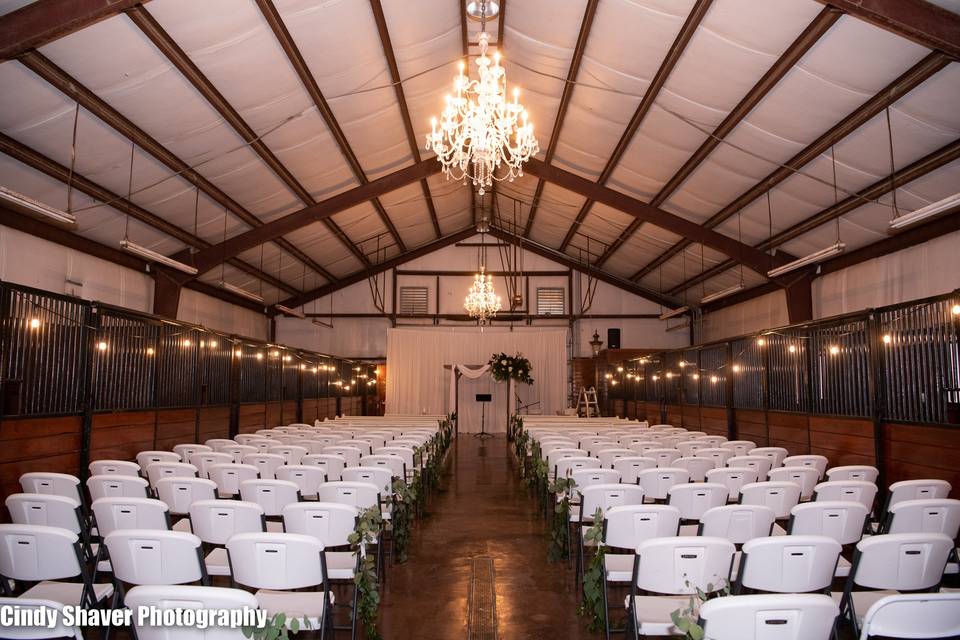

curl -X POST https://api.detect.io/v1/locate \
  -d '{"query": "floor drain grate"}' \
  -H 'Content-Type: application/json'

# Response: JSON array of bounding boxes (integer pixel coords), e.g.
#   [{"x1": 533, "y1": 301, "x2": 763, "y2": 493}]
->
[{"x1": 467, "y1": 556, "x2": 498, "y2": 640}]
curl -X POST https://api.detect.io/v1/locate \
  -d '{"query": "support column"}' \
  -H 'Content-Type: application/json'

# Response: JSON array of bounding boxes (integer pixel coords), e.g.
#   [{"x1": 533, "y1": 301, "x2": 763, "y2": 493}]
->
[{"x1": 152, "y1": 268, "x2": 182, "y2": 319}]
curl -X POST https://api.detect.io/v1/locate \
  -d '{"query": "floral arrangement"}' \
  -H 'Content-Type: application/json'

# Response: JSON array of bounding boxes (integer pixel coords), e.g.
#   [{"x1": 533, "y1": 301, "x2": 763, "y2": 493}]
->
[{"x1": 488, "y1": 352, "x2": 534, "y2": 385}]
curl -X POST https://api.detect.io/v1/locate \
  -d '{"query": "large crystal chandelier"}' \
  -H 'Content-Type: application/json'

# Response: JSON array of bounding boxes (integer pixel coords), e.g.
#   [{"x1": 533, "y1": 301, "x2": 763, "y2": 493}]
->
[
  {"x1": 425, "y1": 1, "x2": 539, "y2": 195},
  {"x1": 464, "y1": 224, "x2": 502, "y2": 324}
]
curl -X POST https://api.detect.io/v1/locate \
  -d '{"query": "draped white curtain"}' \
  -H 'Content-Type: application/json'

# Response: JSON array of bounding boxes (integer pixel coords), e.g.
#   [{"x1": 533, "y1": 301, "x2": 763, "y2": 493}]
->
[{"x1": 385, "y1": 327, "x2": 568, "y2": 433}]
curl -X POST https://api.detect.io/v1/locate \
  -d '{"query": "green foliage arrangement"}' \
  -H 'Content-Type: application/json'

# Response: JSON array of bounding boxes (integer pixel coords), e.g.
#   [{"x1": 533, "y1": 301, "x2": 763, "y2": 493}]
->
[
  {"x1": 242, "y1": 613, "x2": 311, "y2": 640},
  {"x1": 547, "y1": 476, "x2": 576, "y2": 562},
  {"x1": 669, "y1": 579, "x2": 731, "y2": 640},
  {"x1": 488, "y1": 352, "x2": 534, "y2": 385},
  {"x1": 390, "y1": 476, "x2": 417, "y2": 563},
  {"x1": 578, "y1": 507, "x2": 607, "y2": 632},
  {"x1": 348, "y1": 506, "x2": 384, "y2": 640}
]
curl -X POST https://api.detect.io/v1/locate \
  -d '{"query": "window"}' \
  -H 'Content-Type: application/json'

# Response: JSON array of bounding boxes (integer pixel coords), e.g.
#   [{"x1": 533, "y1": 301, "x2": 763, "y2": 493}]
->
[
  {"x1": 536, "y1": 287, "x2": 564, "y2": 315},
  {"x1": 399, "y1": 286, "x2": 428, "y2": 315}
]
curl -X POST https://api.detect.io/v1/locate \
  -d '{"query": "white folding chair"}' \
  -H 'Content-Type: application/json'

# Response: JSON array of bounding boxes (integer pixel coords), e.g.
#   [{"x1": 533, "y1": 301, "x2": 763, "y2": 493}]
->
[
  {"x1": 268, "y1": 445, "x2": 309, "y2": 466},
  {"x1": 86, "y1": 475, "x2": 149, "y2": 501},
  {"x1": 736, "y1": 535, "x2": 841, "y2": 594},
  {"x1": 337, "y1": 440, "x2": 373, "y2": 456},
  {"x1": 783, "y1": 454, "x2": 829, "y2": 480},
  {"x1": 315, "y1": 481, "x2": 380, "y2": 512},
  {"x1": 814, "y1": 480, "x2": 878, "y2": 516},
  {"x1": 204, "y1": 438, "x2": 236, "y2": 450},
  {"x1": 882, "y1": 479, "x2": 952, "y2": 515},
  {"x1": 626, "y1": 536, "x2": 735, "y2": 636},
  {"x1": 613, "y1": 457, "x2": 657, "y2": 484},
  {"x1": 173, "y1": 444, "x2": 213, "y2": 462},
  {"x1": 359, "y1": 454, "x2": 406, "y2": 481},
  {"x1": 302, "y1": 454, "x2": 347, "y2": 481},
  {"x1": 226, "y1": 532, "x2": 332, "y2": 634},
  {"x1": 188, "y1": 499, "x2": 265, "y2": 576},
  {"x1": 323, "y1": 446, "x2": 362, "y2": 467},
  {"x1": 884, "y1": 498, "x2": 960, "y2": 542},
  {"x1": 144, "y1": 462, "x2": 198, "y2": 490},
  {"x1": 233, "y1": 434, "x2": 262, "y2": 445},
  {"x1": 554, "y1": 456, "x2": 601, "y2": 481},
  {"x1": 5, "y1": 493, "x2": 90, "y2": 558},
  {"x1": 858, "y1": 592, "x2": 960, "y2": 640},
  {"x1": 739, "y1": 482, "x2": 802, "y2": 519},
  {"x1": 241, "y1": 453, "x2": 285, "y2": 480},
  {"x1": 571, "y1": 469, "x2": 622, "y2": 493},
  {"x1": 787, "y1": 501, "x2": 869, "y2": 576},
  {"x1": 836, "y1": 533, "x2": 954, "y2": 636},
  {"x1": 825, "y1": 465, "x2": 879, "y2": 483},
  {"x1": 706, "y1": 467, "x2": 758, "y2": 502},
  {"x1": 189, "y1": 452, "x2": 235, "y2": 479},
  {"x1": 0, "y1": 598, "x2": 83, "y2": 640},
  {"x1": 698, "y1": 593, "x2": 839, "y2": 640},
  {"x1": 727, "y1": 455, "x2": 772, "y2": 479},
  {"x1": 239, "y1": 479, "x2": 301, "y2": 520},
  {"x1": 135, "y1": 451, "x2": 181, "y2": 471},
  {"x1": 676, "y1": 441, "x2": 707, "y2": 457},
  {"x1": 89, "y1": 460, "x2": 140, "y2": 477},
  {"x1": 104, "y1": 529, "x2": 207, "y2": 595},
  {"x1": 673, "y1": 456, "x2": 715, "y2": 482},
  {"x1": 596, "y1": 448, "x2": 634, "y2": 469},
  {"x1": 696, "y1": 504, "x2": 776, "y2": 544},
  {"x1": 19, "y1": 472, "x2": 83, "y2": 506},
  {"x1": 647, "y1": 448, "x2": 682, "y2": 467},
  {"x1": 637, "y1": 467, "x2": 690, "y2": 502},
  {"x1": 696, "y1": 447, "x2": 735, "y2": 468},
  {"x1": 219, "y1": 444, "x2": 258, "y2": 464},
  {"x1": 125, "y1": 585, "x2": 258, "y2": 640},
  {"x1": 693, "y1": 435, "x2": 727, "y2": 447},
  {"x1": 748, "y1": 447, "x2": 789, "y2": 468},
  {"x1": 723, "y1": 440, "x2": 757, "y2": 457},
  {"x1": 768, "y1": 466, "x2": 820, "y2": 500},
  {"x1": 276, "y1": 465, "x2": 328, "y2": 500},
  {"x1": 154, "y1": 477, "x2": 218, "y2": 532},
  {"x1": 91, "y1": 497, "x2": 170, "y2": 535},
  {"x1": 302, "y1": 436, "x2": 341, "y2": 453},
  {"x1": 207, "y1": 463, "x2": 259, "y2": 498},
  {"x1": 668, "y1": 483, "x2": 729, "y2": 523}
]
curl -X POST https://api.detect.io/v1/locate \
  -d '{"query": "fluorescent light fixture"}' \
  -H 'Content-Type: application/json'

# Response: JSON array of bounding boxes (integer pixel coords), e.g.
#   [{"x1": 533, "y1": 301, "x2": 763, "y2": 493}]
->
[
  {"x1": 120, "y1": 239, "x2": 198, "y2": 275},
  {"x1": 274, "y1": 304, "x2": 305, "y2": 319},
  {"x1": 700, "y1": 283, "x2": 745, "y2": 305},
  {"x1": 658, "y1": 305, "x2": 690, "y2": 321},
  {"x1": 219, "y1": 280, "x2": 264, "y2": 304},
  {"x1": 889, "y1": 192, "x2": 960, "y2": 231},
  {"x1": 766, "y1": 242, "x2": 845, "y2": 278},
  {"x1": 0, "y1": 186, "x2": 77, "y2": 228}
]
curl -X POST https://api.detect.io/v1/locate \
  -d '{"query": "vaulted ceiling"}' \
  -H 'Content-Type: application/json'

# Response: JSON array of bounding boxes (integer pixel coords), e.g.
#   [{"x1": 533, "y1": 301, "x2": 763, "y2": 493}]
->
[{"x1": 1, "y1": 0, "x2": 958, "y2": 315}]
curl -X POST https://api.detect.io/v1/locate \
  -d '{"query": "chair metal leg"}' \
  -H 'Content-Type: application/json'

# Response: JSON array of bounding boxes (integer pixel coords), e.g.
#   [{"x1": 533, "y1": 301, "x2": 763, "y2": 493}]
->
[
  {"x1": 350, "y1": 581, "x2": 359, "y2": 640},
  {"x1": 602, "y1": 573, "x2": 610, "y2": 640}
]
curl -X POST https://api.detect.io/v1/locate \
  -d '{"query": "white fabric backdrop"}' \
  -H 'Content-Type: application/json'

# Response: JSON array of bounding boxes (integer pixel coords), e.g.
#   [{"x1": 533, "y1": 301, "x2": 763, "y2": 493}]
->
[{"x1": 385, "y1": 327, "x2": 568, "y2": 433}]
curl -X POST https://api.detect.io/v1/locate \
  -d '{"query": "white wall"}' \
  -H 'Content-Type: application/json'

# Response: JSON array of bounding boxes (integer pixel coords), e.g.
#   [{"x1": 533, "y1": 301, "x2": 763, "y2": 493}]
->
[
  {"x1": 698, "y1": 231, "x2": 960, "y2": 342},
  {"x1": 1, "y1": 224, "x2": 269, "y2": 340},
  {"x1": 275, "y1": 234, "x2": 691, "y2": 358}
]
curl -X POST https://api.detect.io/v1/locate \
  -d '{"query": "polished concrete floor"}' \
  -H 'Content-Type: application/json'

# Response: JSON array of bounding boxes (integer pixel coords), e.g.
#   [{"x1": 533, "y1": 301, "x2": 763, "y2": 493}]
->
[{"x1": 378, "y1": 433, "x2": 595, "y2": 640}]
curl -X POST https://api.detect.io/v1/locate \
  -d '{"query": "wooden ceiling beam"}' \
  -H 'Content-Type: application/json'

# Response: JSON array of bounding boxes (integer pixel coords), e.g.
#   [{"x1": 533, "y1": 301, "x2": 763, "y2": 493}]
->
[
  {"x1": 368, "y1": 0, "x2": 441, "y2": 240},
  {"x1": 600, "y1": 6, "x2": 840, "y2": 266},
  {"x1": 815, "y1": 0, "x2": 960, "y2": 59},
  {"x1": 630, "y1": 51, "x2": 950, "y2": 282},
  {"x1": 554, "y1": 0, "x2": 714, "y2": 251},
  {"x1": 0, "y1": 132, "x2": 298, "y2": 295},
  {"x1": 0, "y1": 0, "x2": 150, "y2": 61},
  {"x1": 126, "y1": 5, "x2": 371, "y2": 268},
  {"x1": 672, "y1": 137, "x2": 960, "y2": 295},
  {"x1": 256, "y1": 0, "x2": 408, "y2": 251},
  {"x1": 521, "y1": 0, "x2": 599, "y2": 238}
]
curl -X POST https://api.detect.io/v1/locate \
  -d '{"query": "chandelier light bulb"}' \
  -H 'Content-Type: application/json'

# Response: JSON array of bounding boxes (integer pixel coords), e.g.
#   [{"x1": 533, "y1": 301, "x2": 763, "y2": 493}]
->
[
  {"x1": 882, "y1": 334, "x2": 892, "y2": 344},
  {"x1": 29, "y1": 318, "x2": 40, "y2": 329}
]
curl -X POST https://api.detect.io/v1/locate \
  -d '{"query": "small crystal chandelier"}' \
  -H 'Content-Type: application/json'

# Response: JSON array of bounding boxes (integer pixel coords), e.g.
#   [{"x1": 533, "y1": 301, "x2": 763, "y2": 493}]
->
[
  {"x1": 425, "y1": 1, "x2": 539, "y2": 195},
  {"x1": 464, "y1": 223, "x2": 501, "y2": 324}
]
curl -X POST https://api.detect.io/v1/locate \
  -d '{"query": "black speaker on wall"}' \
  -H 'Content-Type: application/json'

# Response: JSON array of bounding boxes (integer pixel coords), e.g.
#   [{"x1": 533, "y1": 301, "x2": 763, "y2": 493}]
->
[{"x1": 607, "y1": 328, "x2": 621, "y2": 350}]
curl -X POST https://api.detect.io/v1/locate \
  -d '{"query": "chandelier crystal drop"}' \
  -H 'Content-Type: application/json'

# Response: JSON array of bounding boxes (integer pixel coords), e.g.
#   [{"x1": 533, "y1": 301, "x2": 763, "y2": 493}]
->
[
  {"x1": 464, "y1": 266, "x2": 502, "y2": 324},
  {"x1": 426, "y1": 25, "x2": 539, "y2": 195}
]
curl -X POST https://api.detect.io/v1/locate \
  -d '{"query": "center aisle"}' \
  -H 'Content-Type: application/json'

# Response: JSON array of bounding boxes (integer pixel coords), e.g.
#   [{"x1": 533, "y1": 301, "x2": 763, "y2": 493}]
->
[{"x1": 378, "y1": 434, "x2": 595, "y2": 639}]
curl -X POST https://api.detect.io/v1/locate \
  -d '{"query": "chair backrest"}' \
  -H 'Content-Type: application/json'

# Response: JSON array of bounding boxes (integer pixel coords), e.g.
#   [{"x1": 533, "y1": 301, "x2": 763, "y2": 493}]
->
[
  {"x1": 789, "y1": 501, "x2": 869, "y2": 545},
  {"x1": 375, "y1": 447, "x2": 415, "y2": 470},
  {"x1": 342, "y1": 466, "x2": 393, "y2": 495},
  {"x1": 768, "y1": 467, "x2": 820, "y2": 500},
  {"x1": 18, "y1": 472, "x2": 82, "y2": 504},
  {"x1": 359, "y1": 455, "x2": 406, "y2": 480},
  {"x1": 91, "y1": 497, "x2": 170, "y2": 535},
  {"x1": 647, "y1": 448, "x2": 683, "y2": 467},
  {"x1": 858, "y1": 592, "x2": 960, "y2": 640},
  {"x1": 267, "y1": 445, "x2": 308, "y2": 466},
  {"x1": 301, "y1": 454, "x2": 346, "y2": 481},
  {"x1": 637, "y1": 467, "x2": 691, "y2": 501},
  {"x1": 603, "y1": 505, "x2": 681, "y2": 548},
  {"x1": 825, "y1": 465, "x2": 879, "y2": 483},
  {"x1": 698, "y1": 593, "x2": 839, "y2": 640},
  {"x1": 5, "y1": 494, "x2": 82, "y2": 534},
  {"x1": 145, "y1": 462, "x2": 198, "y2": 489},
  {"x1": 705, "y1": 467, "x2": 759, "y2": 500},
  {"x1": 233, "y1": 434, "x2": 261, "y2": 445},
  {"x1": 723, "y1": 440, "x2": 757, "y2": 457},
  {"x1": 886, "y1": 479, "x2": 952, "y2": 511},
  {"x1": 104, "y1": 529, "x2": 204, "y2": 585},
  {"x1": 125, "y1": 585, "x2": 258, "y2": 640},
  {"x1": 749, "y1": 447, "x2": 789, "y2": 468},
  {"x1": 188, "y1": 500, "x2": 265, "y2": 545},
  {"x1": 136, "y1": 451, "x2": 181, "y2": 470},
  {"x1": 851, "y1": 533, "x2": 953, "y2": 590},
  {"x1": 315, "y1": 481, "x2": 380, "y2": 510},
  {"x1": 696, "y1": 448, "x2": 735, "y2": 468},
  {"x1": 0, "y1": 524, "x2": 82, "y2": 582},
  {"x1": 154, "y1": 477, "x2": 218, "y2": 516},
  {"x1": 699, "y1": 504, "x2": 775, "y2": 544},
  {"x1": 0, "y1": 597, "x2": 83, "y2": 640},
  {"x1": 207, "y1": 464, "x2": 259, "y2": 497},
  {"x1": 782, "y1": 455, "x2": 829, "y2": 479},
  {"x1": 596, "y1": 448, "x2": 633, "y2": 469},
  {"x1": 246, "y1": 439, "x2": 275, "y2": 453},
  {"x1": 694, "y1": 435, "x2": 728, "y2": 447},
  {"x1": 337, "y1": 440, "x2": 373, "y2": 456},
  {"x1": 323, "y1": 446, "x2": 362, "y2": 467},
  {"x1": 676, "y1": 441, "x2": 708, "y2": 457},
  {"x1": 886, "y1": 498, "x2": 960, "y2": 538},
  {"x1": 282, "y1": 502, "x2": 359, "y2": 548},
  {"x1": 739, "y1": 482, "x2": 802, "y2": 519},
  {"x1": 814, "y1": 480, "x2": 878, "y2": 514},
  {"x1": 226, "y1": 532, "x2": 328, "y2": 590},
  {"x1": 726, "y1": 455, "x2": 772, "y2": 479},
  {"x1": 554, "y1": 456, "x2": 601, "y2": 479},
  {"x1": 579, "y1": 484, "x2": 646, "y2": 522},
  {"x1": 189, "y1": 452, "x2": 236, "y2": 479},
  {"x1": 612, "y1": 457, "x2": 657, "y2": 484},
  {"x1": 87, "y1": 474, "x2": 150, "y2": 501},
  {"x1": 275, "y1": 465, "x2": 327, "y2": 499},
  {"x1": 89, "y1": 460, "x2": 140, "y2": 477},
  {"x1": 545, "y1": 448, "x2": 589, "y2": 466},
  {"x1": 627, "y1": 441, "x2": 663, "y2": 456},
  {"x1": 204, "y1": 438, "x2": 236, "y2": 450},
  {"x1": 571, "y1": 469, "x2": 621, "y2": 492},
  {"x1": 302, "y1": 436, "x2": 341, "y2": 452},
  {"x1": 238, "y1": 480, "x2": 300, "y2": 517},
  {"x1": 173, "y1": 444, "x2": 213, "y2": 462},
  {"x1": 634, "y1": 536, "x2": 735, "y2": 595},
  {"x1": 667, "y1": 483, "x2": 729, "y2": 521},
  {"x1": 673, "y1": 457, "x2": 715, "y2": 482},
  {"x1": 738, "y1": 535, "x2": 842, "y2": 593},
  {"x1": 218, "y1": 445, "x2": 258, "y2": 464},
  {"x1": 240, "y1": 453, "x2": 285, "y2": 480}
]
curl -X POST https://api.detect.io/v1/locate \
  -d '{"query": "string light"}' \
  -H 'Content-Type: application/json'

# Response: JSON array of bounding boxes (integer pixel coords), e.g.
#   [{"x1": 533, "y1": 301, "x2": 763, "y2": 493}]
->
[
  {"x1": 256, "y1": 353, "x2": 264, "y2": 360},
  {"x1": 952, "y1": 304, "x2": 960, "y2": 315},
  {"x1": 692, "y1": 373, "x2": 700, "y2": 380},
  {"x1": 710, "y1": 376, "x2": 719, "y2": 384},
  {"x1": 756, "y1": 337, "x2": 765, "y2": 347},
  {"x1": 882, "y1": 334, "x2": 892, "y2": 344},
  {"x1": 29, "y1": 318, "x2": 41, "y2": 329},
  {"x1": 665, "y1": 372, "x2": 673, "y2": 379},
  {"x1": 146, "y1": 347, "x2": 155, "y2": 356},
  {"x1": 617, "y1": 366, "x2": 624, "y2": 373},
  {"x1": 182, "y1": 339, "x2": 191, "y2": 348},
  {"x1": 652, "y1": 375, "x2": 659, "y2": 381},
  {"x1": 208, "y1": 340, "x2": 217, "y2": 349},
  {"x1": 788, "y1": 345, "x2": 797, "y2": 354},
  {"x1": 829, "y1": 345, "x2": 840, "y2": 355},
  {"x1": 732, "y1": 364, "x2": 741, "y2": 373},
  {"x1": 97, "y1": 341, "x2": 108, "y2": 352},
  {"x1": 234, "y1": 349, "x2": 243, "y2": 357}
]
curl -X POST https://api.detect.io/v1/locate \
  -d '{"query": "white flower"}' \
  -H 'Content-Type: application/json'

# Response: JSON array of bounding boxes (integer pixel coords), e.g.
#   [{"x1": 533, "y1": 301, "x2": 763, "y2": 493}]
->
[
  {"x1": 508, "y1": 366, "x2": 513, "y2": 371},
  {"x1": 501, "y1": 359, "x2": 507, "y2": 365}
]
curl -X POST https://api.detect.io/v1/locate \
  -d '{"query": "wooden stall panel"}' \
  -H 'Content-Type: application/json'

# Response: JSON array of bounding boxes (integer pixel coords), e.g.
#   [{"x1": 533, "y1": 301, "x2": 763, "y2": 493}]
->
[
  {"x1": 665, "y1": 404, "x2": 683, "y2": 427},
  {"x1": 281, "y1": 401, "x2": 298, "y2": 425},
  {"x1": 89, "y1": 411, "x2": 156, "y2": 464},
  {"x1": 0, "y1": 416, "x2": 82, "y2": 508},
  {"x1": 265, "y1": 402, "x2": 282, "y2": 429},
  {"x1": 884, "y1": 423, "x2": 960, "y2": 499},
  {"x1": 302, "y1": 398, "x2": 319, "y2": 424},
  {"x1": 809, "y1": 416, "x2": 875, "y2": 468},
  {"x1": 646, "y1": 403, "x2": 662, "y2": 425},
  {"x1": 238, "y1": 403, "x2": 266, "y2": 434},
  {"x1": 155, "y1": 408, "x2": 197, "y2": 452},
  {"x1": 767, "y1": 412, "x2": 809, "y2": 455},
  {"x1": 681, "y1": 405, "x2": 700, "y2": 430},
  {"x1": 735, "y1": 409, "x2": 767, "y2": 446},
  {"x1": 199, "y1": 406, "x2": 230, "y2": 443},
  {"x1": 699, "y1": 407, "x2": 728, "y2": 437},
  {"x1": 613, "y1": 399, "x2": 625, "y2": 419}
]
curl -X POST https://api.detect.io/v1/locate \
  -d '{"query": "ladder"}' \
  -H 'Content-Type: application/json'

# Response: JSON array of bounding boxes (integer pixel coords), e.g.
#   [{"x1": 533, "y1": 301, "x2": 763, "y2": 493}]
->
[{"x1": 577, "y1": 386, "x2": 600, "y2": 418}]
